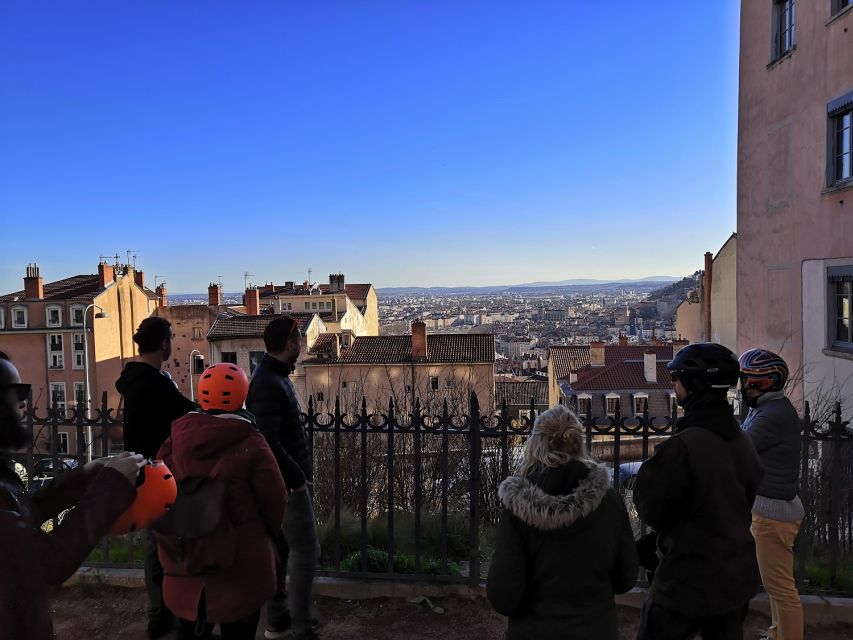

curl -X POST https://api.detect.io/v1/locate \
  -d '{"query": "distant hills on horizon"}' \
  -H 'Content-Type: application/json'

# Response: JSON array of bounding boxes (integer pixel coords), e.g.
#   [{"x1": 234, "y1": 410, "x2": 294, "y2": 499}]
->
[{"x1": 168, "y1": 276, "x2": 681, "y2": 300}]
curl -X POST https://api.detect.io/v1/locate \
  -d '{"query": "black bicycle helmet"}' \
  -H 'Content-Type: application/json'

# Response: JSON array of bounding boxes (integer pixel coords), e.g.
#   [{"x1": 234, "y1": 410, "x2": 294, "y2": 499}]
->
[{"x1": 667, "y1": 343, "x2": 740, "y2": 390}]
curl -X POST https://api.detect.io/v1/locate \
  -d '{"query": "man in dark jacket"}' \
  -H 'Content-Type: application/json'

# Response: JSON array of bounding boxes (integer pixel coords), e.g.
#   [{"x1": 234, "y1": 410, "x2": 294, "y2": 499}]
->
[
  {"x1": 739, "y1": 348, "x2": 804, "y2": 640},
  {"x1": 115, "y1": 316, "x2": 196, "y2": 638},
  {"x1": 246, "y1": 316, "x2": 319, "y2": 640},
  {"x1": 0, "y1": 352, "x2": 144, "y2": 640},
  {"x1": 634, "y1": 343, "x2": 764, "y2": 640}
]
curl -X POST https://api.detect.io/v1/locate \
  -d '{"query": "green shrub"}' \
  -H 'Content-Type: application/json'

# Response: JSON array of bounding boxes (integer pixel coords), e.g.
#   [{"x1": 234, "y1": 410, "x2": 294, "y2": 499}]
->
[{"x1": 337, "y1": 546, "x2": 460, "y2": 576}]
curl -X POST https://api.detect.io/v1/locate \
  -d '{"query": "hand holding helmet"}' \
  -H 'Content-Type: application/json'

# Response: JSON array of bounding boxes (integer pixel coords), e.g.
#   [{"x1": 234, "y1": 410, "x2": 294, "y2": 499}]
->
[{"x1": 109, "y1": 458, "x2": 178, "y2": 535}]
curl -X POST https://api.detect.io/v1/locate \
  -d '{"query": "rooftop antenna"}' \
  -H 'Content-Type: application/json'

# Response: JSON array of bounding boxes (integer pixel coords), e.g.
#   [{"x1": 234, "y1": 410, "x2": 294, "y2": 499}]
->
[
  {"x1": 308, "y1": 267, "x2": 312, "y2": 284},
  {"x1": 113, "y1": 253, "x2": 121, "y2": 267},
  {"x1": 126, "y1": 249, "x2": 137, "y2": 268},
  {"x1": 154, "y1": 275, "x2": 165, "y2": 289},
  {"x1": 244, "y1": 271, "x2": 254, "y2": 290},
  {"x1": 217, "y1": 275, "x2": 224, "y2": 288}
]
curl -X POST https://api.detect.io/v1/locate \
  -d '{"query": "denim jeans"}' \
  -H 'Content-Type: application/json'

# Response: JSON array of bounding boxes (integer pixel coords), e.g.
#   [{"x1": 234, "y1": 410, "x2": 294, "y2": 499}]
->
[{"x1": 268, "y1": 488, "x2": 320, "y2": 636}]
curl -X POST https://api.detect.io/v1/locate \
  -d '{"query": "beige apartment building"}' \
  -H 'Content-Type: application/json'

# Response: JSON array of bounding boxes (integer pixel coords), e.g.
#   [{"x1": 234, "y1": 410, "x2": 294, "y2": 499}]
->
[
  {"x1": 675, "y1": 233, "x2": 737, "y2": 352},
  {"x1": 0, "y1": 261, "x2": 160, "y2": 454},
  {"x1": 302, "y1": 321, "x2": 496, "y2": 416},
  {"x1": 738, "y1": 1, "x2": 853, "y2": 413}
]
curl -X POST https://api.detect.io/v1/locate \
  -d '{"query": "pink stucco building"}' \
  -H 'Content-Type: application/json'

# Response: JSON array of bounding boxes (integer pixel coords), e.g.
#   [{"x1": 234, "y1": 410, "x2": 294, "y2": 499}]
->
[{"x1": 737, "y1": 0, "x2": 853, "y2": 413}]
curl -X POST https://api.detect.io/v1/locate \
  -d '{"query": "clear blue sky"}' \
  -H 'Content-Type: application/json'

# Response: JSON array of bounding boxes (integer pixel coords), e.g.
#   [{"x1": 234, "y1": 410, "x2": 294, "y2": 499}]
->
[{"x1": 0, "y1": 1, "x2": 741, "y2": 293}]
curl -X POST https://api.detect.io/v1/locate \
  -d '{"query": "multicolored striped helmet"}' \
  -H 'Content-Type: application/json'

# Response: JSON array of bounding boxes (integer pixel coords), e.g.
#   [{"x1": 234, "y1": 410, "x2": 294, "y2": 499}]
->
[{"x1": 738, "y1": 348, "x2": 788, "y2": 392}]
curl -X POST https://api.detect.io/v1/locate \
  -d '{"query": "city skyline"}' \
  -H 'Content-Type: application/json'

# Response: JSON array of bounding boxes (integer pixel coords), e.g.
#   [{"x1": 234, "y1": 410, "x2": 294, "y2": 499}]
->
[{"x1": 1, "y1": 2, "x2": 740, "y2": 293}]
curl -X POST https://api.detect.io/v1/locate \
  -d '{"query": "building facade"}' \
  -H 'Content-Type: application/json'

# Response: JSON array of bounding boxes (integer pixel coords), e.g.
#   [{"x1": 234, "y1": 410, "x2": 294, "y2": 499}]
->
[
  {"x1": 737, "y1": 1, "x2": 853, "y2": 413},
  {"x1": 0, "y1": 261, "x2": 159, "y2": 454}
]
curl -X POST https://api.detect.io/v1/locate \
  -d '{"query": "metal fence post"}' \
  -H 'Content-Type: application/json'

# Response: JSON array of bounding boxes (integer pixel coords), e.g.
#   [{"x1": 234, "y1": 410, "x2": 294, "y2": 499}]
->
[
  {"x1": 829, "y1": 402, "x2": 845, "y2": 588},
  {"x1": 468, "y1": 392, "x2": 481, "y2": 585},
  {"x1": 797, "y1": 402, "x2": 811, "y2": 582}
]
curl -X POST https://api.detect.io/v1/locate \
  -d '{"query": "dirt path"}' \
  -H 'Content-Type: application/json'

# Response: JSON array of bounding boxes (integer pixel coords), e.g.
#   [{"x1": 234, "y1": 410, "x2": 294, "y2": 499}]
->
[{"x1": 50, "y1": 584, "x2": 852, "y2": 639}]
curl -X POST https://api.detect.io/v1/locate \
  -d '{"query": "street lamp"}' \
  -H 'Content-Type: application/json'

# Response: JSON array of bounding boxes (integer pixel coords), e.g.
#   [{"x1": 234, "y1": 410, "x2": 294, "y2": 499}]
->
[
  {"x1": 83, "y1": 304, "x2": 109, "y2": 462},
  {"x1": 188, "y1": 349, "x2": 203, "y2": 401}
]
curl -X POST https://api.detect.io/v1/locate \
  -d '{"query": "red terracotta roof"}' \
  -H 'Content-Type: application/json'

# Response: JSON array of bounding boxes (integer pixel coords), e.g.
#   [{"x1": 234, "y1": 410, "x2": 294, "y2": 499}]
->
[
  {"x1": 207, "y1": 313, "x2": 320, "y2": 341},
  {"x1": 572, "y1": 362, "x2": 674, "y2": 391},
  {"x1": 495, "y1": 381, "x2": 549, "y2": 406},
  {"x1": 309, "y1": 333, "x2": 338, "y2": 355},
  {"x1": 549, "y1": 345, "x2": 592, "y2": 379},
  {"x1": 304, "y1": 334, "x2": 495, "y2": 365},
  {"x1": 0, "y1": 275, "x2": 104, "y2": 303}
]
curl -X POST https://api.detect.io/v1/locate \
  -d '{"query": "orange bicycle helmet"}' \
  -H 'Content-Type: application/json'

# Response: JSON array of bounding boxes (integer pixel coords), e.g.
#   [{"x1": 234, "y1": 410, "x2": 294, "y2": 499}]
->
[
  {"x1": 110, "y1": 460, "x2": 177, "y2": 535},
  {"x1": 197, "y1": 362, "x2": 249, "y2": 410}
]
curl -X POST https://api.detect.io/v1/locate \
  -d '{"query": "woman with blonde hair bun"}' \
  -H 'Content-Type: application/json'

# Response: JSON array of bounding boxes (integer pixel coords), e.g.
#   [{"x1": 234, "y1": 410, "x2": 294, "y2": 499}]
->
[{"x1": 487, "y1": 404, "x2": 638, "y2": 640}]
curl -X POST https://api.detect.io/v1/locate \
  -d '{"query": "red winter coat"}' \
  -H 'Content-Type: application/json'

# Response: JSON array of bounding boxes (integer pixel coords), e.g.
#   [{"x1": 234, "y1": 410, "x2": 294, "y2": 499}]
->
[{"x1": 157, "y1": 412, "x2": 287, "y2": 624}]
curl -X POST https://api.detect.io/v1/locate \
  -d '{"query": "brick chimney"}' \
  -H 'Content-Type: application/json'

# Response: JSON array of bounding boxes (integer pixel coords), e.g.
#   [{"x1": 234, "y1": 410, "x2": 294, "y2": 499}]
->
[
  {"x1": 329, "y1": 274, "x2": 345, "y2": 293},
  {"x1": 245, "y1": 287, "x2": 260, "y2": 316},
  {"x1": 673, "y1": 338, "x2": 690, "y2": 355},
  {"x1": 590, "y1": 341, "x2": 605, "y2": 367},
  {"x1": 208, "y1": 283, "x2": 222, "y2": 307},
  {"x1": 133, "y1": 269, "x2": 145, "y2": 289},
  {"x1": 618, "y1": 332, "x2": 628, "y2": 347},
  {"x1": 24, "y1": 263, "x2": 44, "y2": 300},
  {"x1": 411, "y1": 320, "x2": 427, "y2": 359},
  {"x1": 703, "y1": 251, "x2": 713, "y2": 342},
  {"x1": 644, "y1": 349, "x2": 657, "y2": 383},
  {"x1": 97, "y1": 261, "x2": 115, "y2": 288},
  {"x1": 155, "y1": 283, "x2": 167, "y2": 307}
]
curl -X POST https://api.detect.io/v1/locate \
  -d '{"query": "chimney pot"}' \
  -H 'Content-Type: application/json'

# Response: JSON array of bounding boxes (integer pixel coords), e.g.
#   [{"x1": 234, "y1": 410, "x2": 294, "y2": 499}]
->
[
  {"x1": 23, "y1": 263, "x2": 44, "y2": 300},
  {"x1": 155, "y1": 283, "x2": 167, "y2": 308},
  {"x1": 134, "y1": 269, "x2": 145, "y2": 288},
  {"x1": 245, "y1": 287, "x2": 260, "y2": 316},
  {"x1": 411, "y1": 320, "x2": 427, "y2": 359},
  {"x1": 98, "y1": 261, "x2": 115, "y2": 289},
  {"x1": 208, "y1": 283, "x2": 222, "y2": 307},
  {"x1": 590, "y1": 341, "x2": 605, "y2": 367},
  {"x1": 644, "y1": 349, "x2": 657, "y2": 383}
]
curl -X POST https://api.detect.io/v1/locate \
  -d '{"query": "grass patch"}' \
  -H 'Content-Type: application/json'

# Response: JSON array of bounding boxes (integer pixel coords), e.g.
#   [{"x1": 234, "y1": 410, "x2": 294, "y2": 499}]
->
[
  {"x1": 338, "y1": 546, "x2": 460, "y2": 576},
  {"x1": 85, "y1": 533, "x2": 145, "y2": 565}
]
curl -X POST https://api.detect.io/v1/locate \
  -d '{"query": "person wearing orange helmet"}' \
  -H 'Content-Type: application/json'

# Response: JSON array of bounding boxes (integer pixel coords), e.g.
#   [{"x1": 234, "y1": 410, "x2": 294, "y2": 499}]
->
[
  {"x1": 739, "y1": 348, "x2": 803, "y2": 640},
  {"x1": 116, "y1": 316, "x2": 197, "y2": 639},
  {"x1": 0, "y1": 352, "x2": 145, "y2": 640},
  {"x1": 156, "y1": 362, "x2": 287, "y2": 640}
]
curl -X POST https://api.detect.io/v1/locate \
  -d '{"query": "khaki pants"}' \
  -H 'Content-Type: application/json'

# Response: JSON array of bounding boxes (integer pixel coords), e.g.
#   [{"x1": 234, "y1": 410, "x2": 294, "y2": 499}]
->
[{"x1": 751, "y1": 514, "x2": 803, "y2": 640}]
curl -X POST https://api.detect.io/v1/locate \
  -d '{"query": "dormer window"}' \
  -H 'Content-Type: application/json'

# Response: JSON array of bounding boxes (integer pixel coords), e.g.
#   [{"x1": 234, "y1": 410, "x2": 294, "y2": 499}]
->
[
  {"x1": 70, "y1": 305, "x2": 85, "y2": 326},
  {"x1": 46, "y1": 305, "x2": 62, "y2": 327},
  {"x1": 11, "y1": 306, "x2": 27, "y2": 329}
]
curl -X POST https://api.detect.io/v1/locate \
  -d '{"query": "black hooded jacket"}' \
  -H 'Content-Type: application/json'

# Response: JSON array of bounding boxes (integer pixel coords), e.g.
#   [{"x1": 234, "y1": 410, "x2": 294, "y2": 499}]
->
[
  {"x1": 633, "y1": 391, "x2": 764, "y2": 617},
  {"x1": 487, "y1": 459, "x2": 638, "y2": 640},
  {"x1": 115, "y1": 362, "x2": 197, "y2": 459}
]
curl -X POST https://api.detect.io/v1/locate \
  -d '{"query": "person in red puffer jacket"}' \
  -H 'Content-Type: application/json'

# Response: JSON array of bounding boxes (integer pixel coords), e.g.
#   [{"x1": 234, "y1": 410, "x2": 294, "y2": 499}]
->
[{"x1": 157, "y1": 363, "x2": 287, "y2": 640}]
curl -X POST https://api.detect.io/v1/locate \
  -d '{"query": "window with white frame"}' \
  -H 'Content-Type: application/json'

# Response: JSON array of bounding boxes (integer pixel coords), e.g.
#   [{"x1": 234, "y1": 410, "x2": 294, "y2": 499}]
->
[
  {"x1": 829, "y1": 267, "x2": 853, "y2": 351},
  {"x1": 828, "y1": 94, "x2": 852, "y2": 188},
  {"x1": 429, "y1": 376, "x2": 439, "y2": 391},
  {"x1": 46, "y1": 305, "x2": 62, "y2": 327},
  {"x1": 72, "y1": 333, "x2": 85, "y2": 369},
  {"x1": 74, "y1": 382, "x2": 86, "y2": 409},
  {"x1": 70, "y1": 305, "x2": 85, "y2": 327},
  {"x1": 49, "y1": 382, "x2": 66, "y2": 417},
  {"x1": 304, "y1": 302, "x2": 310, "y2": 310},
  {"x1": 606, "y1": 394, "x2": 620, "y2": 417},
  {"x1": 576, "y1": 394, "x2": 592, "y2": 416},
  {"x1": 633, "y1": 393, "x2": 649, "y2": 417},
  {"x1": 56, "y1": 432, "x2": 69, "y2": 454},
  {"x1": 11, "y1": 306, "x2": 27, "y2": 328},
  {"x1": 47, "y1": 334, "x2": 64, "y2": 369},
  {"x1": 771, "y1": 0, "x2": 795, "y2": 61}
]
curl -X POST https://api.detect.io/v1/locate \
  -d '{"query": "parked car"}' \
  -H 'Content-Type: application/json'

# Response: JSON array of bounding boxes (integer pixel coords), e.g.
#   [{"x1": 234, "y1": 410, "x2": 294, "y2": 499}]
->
[
  {"x1": 611, "y1": 460, "x2": 642, "y2": 489},
  {"x1": 27, "y1": 456, "x2": 80, "y2": 493}
]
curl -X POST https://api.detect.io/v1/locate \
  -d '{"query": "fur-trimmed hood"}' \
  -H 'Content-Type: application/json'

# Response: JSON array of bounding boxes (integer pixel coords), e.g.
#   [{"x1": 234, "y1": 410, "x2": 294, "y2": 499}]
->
[{"x1": 498, "y1": 460, "x2": 610, "y2": 531}]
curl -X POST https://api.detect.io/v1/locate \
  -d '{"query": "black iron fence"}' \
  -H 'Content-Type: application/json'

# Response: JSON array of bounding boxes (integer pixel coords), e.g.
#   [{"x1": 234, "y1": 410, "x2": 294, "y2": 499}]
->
[{"x1": 9, "y1": 393, "x2": 853, "y2": 593}]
